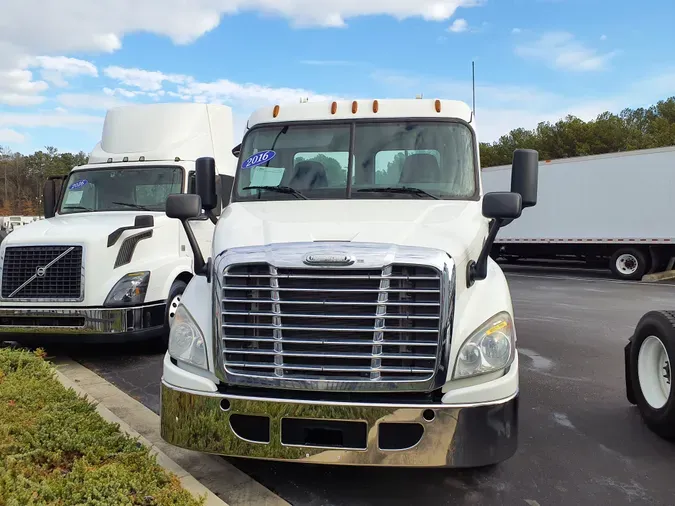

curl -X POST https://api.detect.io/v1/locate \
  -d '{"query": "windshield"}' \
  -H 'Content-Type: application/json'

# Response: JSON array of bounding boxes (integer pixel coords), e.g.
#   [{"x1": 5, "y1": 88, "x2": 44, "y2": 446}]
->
[
  {"x1": 59, "y1": 166, "x2": 183, "y2": 214},
  {"x1": 234, "y1": 121, "x2": 477, "y2": 201}
]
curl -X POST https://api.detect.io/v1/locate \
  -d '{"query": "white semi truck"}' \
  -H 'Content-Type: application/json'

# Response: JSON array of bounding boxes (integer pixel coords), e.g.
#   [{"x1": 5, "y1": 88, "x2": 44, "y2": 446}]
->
[
  {"x1": 482, "y1": 146, "x2": 675, "y2": 280},
  {"x1": 0, "y1": 103, "x2": 237, "y2": 345},
  {"x1": 159, "y1": 98, "x2": 539, "y2": 468}
]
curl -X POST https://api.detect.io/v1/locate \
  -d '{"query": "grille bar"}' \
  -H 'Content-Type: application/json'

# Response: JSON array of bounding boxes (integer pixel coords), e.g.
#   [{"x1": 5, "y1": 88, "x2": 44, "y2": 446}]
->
[
  {"x1": 1, "y1": 245, "x2": 83, "y2": 300},
  {"x1": 221, "y1": 262, "x2": 442, "y2": 384}
]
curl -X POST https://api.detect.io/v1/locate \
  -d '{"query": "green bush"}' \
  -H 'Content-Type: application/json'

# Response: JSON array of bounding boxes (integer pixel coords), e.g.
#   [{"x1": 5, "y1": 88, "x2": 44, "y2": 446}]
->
[{"x1": 0, "y1": 347, "x2": 204, "y2": 506}]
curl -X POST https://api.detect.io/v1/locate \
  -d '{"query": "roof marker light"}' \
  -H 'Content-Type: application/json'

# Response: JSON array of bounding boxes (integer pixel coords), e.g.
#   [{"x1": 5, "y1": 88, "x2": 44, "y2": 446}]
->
[
  {"x1": 331, "y1": 101, "x2": 338, "y2": 114},
  {"x1": 175, "y1": 157, "x2": 181, "y2": 162},
  {"x1": 273, "y1": 105, "x2": 280, "y2": 118},
  {"x1": 373, "y1": 100, "x2": 379, "y2": 113},
  {"x1": 139, "y1": 156, "x2": 145, "y2": 162},
  {"x1": 123, "y1": 156, "x2": 129, "y2": 162},
  {"x1": 352, "y1": 101, "x2": 358, "y2": 114},
  {"x1": 435, "y1": 100, "x2": 441, "y2": 113},
  {"x1": 107, "y1": 158, "x2": 113, "y2": 163}
]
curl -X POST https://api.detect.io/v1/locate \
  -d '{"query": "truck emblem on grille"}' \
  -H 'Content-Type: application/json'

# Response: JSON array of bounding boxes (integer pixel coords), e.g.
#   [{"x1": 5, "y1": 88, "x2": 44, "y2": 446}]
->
[
  {"x1": 35, "y1": 266, "x2": 47, "y2": 277},
  {"x1": 303, "y1": 253, "x2": 355, "y2": 266}
]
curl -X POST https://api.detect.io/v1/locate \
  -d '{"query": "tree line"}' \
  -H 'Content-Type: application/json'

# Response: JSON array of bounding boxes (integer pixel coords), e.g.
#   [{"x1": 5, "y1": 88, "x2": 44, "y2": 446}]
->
[
  {"x1": 0, "y1": 147, "x2": 88, "y2": 215},
  {"x1": 479, "y1": 96, "x2": 675, "y2": 167},
  {"x1": 2, "y1": 95, "x2": 674, "y2": 215}
]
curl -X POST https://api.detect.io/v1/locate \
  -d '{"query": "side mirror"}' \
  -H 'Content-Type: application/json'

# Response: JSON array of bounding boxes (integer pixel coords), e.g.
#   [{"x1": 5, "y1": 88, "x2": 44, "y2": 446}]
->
[
  {"x1": 510, "y1": 149, "x2": 539, "y2": 208},
  {"x1": 232, "y1": 144, "x2": 241, "y2": 158},
  {"x1": 166, "y1": 194, "x2": 202, "y2": 220},
  {"x1": 196, "y1": 157, "x2": 218, "y2": 211},
  {"x1": 482, "y1": 192, "x2": 522, "y2": 220},
  {"x1": 43, "y1": 179, "x2": 57, "y2": 219},
  {"x1": 166, "y1": 194, "x2": 207, "y2": 277}
]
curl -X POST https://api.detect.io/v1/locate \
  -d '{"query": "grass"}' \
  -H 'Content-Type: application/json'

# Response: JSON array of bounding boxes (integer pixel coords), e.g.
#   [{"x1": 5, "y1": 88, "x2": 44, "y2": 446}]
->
[{"x1": 0, "y1": 347, "x2": 205, "y2": 506}]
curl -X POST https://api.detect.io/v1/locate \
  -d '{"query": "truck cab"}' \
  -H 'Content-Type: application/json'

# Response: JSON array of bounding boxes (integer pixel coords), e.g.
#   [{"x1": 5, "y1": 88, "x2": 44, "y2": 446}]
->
[
  {"x1": 0, "y1": 103, "x2": 236, "y2": 345},
  {"x1": 160, "y1": 98, "x2": 538, "y2": 467}
]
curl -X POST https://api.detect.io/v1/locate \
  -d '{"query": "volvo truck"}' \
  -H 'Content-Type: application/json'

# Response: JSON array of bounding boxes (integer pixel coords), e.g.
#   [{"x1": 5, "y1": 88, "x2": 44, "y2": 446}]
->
[
  {"x1": 0, "y1": 103, "x2": 236, "y2": 345},
  {"x1": 159, "y1": 98, "x2": 539, "y2": 467}
]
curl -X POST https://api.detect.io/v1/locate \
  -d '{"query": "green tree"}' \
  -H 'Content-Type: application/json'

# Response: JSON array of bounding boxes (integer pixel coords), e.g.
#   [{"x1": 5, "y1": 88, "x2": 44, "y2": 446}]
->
[{"x1": 295, "y1": 153, "x2": 346, "y2": 185}]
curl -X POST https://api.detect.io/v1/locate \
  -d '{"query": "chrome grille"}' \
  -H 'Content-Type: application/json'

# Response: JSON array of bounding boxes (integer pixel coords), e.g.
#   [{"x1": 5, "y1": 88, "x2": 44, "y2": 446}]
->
[
  {"x1": 221, "y1": 263, "x2": 442, "y2": 384},
  {"x1": 1, "y1": 246, "x2": 83, "y2": 300}
]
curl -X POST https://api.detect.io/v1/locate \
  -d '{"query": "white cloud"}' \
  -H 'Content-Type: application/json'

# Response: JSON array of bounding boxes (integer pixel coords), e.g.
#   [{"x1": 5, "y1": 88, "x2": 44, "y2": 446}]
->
[
  {"x1": 0, "y1": 112, "x2": 102, "y2": 129},
  {"x1": 600, "y1": 34, "x2": 607, "y2": 41},
  {"x1": 28, "y1": 56, "x2": 98, "y2": 87},
  {"x1": 515, "y1": 32, "x2": 617, "y2": 72},
  {"x1": 0, "y1": 128, "x2": 26, "y2": 144},
  {"x1": 512, "y1": 28, "x2": 521, "y2": 34},
  {"x1": 103, "y1": 66, "x2": 187, "y2": 91},
  {"x1": 448, "y1": 18, "x2": 468, "y2": 33},
  {"x1": 0, "y1": 68, "x2": 48, "y2": 106},
  {"x1": 57, "y1": 93, "x2": 128, "y2": 110}
]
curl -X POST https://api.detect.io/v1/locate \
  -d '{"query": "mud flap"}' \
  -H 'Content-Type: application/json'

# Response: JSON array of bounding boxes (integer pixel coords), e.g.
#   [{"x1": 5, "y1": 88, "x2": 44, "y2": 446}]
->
[{"x1": 625, "y1": 340, "x2": 637, "y2": 405}]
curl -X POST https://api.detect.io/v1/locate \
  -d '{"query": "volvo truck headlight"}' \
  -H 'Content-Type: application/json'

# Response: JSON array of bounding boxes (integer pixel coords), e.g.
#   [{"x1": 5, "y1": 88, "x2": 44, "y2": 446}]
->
[
  {"x1": 168, "y1": 305, "x2": 207, "y2": 369},
  {"x1": 104, "y1": 272, "x2": 150, "y2": 307},
  {"x1": 453, "y1": 312, "x2": 515, "y2": 379}
]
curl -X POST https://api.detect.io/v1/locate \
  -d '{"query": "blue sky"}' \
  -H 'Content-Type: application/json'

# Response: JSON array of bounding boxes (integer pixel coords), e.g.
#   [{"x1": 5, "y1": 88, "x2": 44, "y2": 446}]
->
[{"x1": 1, "y1": 0, "x2": 674, "y2": 155}]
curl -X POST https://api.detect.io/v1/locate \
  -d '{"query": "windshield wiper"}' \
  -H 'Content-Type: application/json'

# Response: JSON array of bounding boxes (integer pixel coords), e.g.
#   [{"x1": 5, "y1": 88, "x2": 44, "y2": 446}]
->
[
  {"x1": 62, "y1": 205, "x2": 94, "y2": 211},
  {"x1": 243, "y1": 186, "x2": 308, "y2": 200},
  {"x1": 112, "y1": 202, "x2": 153, "y2": 210},
  {"x1": 357, "y1": 186, "x2": 440, "y2": 200}
]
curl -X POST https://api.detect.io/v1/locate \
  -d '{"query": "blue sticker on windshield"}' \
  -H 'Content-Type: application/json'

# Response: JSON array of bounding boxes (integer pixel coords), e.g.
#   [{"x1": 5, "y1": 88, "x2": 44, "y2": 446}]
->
[
  {"x1": 242, "y1": 150, "x2": 276, "y2": 169},
  {"x1": 69, "y1": 179, "x2": 88, "y2": 190}
]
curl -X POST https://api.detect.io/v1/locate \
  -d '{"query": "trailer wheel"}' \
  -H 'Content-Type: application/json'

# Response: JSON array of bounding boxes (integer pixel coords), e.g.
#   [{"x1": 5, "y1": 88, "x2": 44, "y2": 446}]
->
[
  {"x1": 610, "y1": 248, "x2": 648, "y2": 280},
  {"x1": 629, "y1": 311, "x2": 675, "y2": 440}
]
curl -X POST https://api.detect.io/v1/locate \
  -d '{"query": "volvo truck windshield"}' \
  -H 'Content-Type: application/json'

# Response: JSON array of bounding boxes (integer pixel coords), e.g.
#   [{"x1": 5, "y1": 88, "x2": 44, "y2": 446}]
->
[
  {"x1": 59, "y1": 166, "x2": 183, "y2": 214},
  {"x1": 234, "y1": 121, "x2": 477, "y2": 202}
]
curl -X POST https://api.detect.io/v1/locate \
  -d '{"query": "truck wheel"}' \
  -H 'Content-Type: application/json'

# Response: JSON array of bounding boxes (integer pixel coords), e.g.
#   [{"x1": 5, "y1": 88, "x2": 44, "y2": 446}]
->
[
  {"x1": 158, "y1": 280, "x2": 187, "y2": 348},
  {"x1": 610, "y1": 248, "x2": 648, "y2": 280},
  {"x1": 629, "y1": 311, "x2": 675, "y2": 439}
]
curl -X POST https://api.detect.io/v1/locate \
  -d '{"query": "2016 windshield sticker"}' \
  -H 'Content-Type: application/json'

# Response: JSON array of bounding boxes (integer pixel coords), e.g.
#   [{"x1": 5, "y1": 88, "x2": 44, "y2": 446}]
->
[
  {"x1": 69, "y1": 179, "x2": 88, "y2": 190},
  {"x1": 242, "y1": 150, "x2": 276, "y2": 169}
]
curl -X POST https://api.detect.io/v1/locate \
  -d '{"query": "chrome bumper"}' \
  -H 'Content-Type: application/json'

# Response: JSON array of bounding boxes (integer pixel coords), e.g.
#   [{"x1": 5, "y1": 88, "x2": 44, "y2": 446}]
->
[
  {"x1": 160, "y1": 382, "x2": 518, "y2": 468},
  {"x1": 0, "y1": 303, "x2": 165, "y2": 339}
]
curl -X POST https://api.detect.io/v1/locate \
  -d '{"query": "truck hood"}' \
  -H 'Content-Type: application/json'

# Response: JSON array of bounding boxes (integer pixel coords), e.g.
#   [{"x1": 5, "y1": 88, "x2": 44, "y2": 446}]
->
[
  {"x1": 215, "y1": 200, "x2": 488, "y2": 265},
  {"x1": 2, "y1": 212, "x2": 165, "y2": 245}
]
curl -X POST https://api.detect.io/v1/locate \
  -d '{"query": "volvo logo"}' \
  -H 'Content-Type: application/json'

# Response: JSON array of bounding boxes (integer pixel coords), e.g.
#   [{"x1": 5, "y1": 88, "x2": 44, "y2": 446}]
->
[
  {"x1": 35, "y1": 266, "x2": 47, "y2": 278},
  {"x1": 303, "y1": 253, "x2": 355, "y2": 266}
]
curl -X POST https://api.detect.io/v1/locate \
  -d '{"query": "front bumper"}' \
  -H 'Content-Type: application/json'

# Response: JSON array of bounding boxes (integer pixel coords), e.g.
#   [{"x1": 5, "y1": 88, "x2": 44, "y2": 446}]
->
[
  {"x1": 160, "y1": 381, "x2": 518, "y2": 468},
  {"x1": 0, "y1": 303, "x2": 165, "y2": 342}
]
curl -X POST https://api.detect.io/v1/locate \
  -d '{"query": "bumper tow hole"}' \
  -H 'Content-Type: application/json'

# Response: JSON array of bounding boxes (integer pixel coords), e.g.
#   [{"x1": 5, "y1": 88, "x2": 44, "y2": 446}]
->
[
  {"x1": 220, "y1": 399, "x2": 231, "y2": 412},
  {"x1": 423, "y1": 409, "x2": 436, "y2": 422},
  {"x1": 378, "y1": 423, "x2": 424, "y2": 451},
  {"x1": 229, "y1": 414, "x2": 270, "y2": 444}
]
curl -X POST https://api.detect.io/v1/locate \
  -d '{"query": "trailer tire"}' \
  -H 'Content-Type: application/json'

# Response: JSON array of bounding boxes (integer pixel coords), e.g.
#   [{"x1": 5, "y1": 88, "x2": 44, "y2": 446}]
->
[
  {"x1": 629, "y1": 311, "x2": 675, "y2": 440},
  {"x1": 610, "y1": 248, "x2": 648, "y2": 280}
]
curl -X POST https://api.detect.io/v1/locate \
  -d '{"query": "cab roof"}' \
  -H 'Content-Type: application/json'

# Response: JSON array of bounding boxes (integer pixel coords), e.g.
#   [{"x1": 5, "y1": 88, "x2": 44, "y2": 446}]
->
[{"x1": 246, "y1": 99, "x2": 474, "y2": 130}]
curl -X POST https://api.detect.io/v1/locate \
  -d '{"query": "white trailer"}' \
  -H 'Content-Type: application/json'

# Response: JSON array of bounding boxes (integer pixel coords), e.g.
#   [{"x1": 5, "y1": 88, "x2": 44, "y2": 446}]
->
[
  {"x1": 0, "y1": 102, "x2": 237, "y2": 345},
  {"x1": 481, "y1": 146, "x2": 675, "y2": 280},
  {"x1": 158, "y1": 98, "x2": 540, "y2": 468}
]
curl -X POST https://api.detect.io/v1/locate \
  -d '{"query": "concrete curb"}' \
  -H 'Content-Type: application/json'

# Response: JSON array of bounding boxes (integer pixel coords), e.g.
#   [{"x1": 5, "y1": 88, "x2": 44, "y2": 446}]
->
[
  {"x1": 52, "y1": 357, "x2": 289, "y2": 506},
  {"x1": 642, "y1": 270, "x2": 675, "y2": 282}
]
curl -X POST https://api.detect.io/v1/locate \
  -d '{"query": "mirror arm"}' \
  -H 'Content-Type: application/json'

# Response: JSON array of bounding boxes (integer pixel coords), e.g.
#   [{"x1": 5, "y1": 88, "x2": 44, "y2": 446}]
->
[
  {"x1": 466, "y1": 218, "x2": 504, "y2": 287},
  {"x1": 182, "y1": 218, "x2": 207, "y2": 276},
  {"x1": 205, "y1": 209, "x2": 218, "y2": 225}
]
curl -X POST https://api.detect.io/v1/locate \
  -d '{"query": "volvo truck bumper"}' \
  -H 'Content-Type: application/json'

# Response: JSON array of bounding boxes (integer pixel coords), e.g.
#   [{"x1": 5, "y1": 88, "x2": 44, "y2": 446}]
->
[
  {"x1": 0, "y1": 303, "x2": 166, "y2": 343},
  {"x1": 160, "y1": 380, "x2": 518, "y2": 468}
]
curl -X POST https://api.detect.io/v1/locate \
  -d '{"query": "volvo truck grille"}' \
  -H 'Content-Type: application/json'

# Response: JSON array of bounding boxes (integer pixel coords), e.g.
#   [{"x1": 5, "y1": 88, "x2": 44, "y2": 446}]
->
[
  {"x1": 220, "y1": 263, "x2": 443, "y2": 386},
  {"x1": 1, "y1": 246, "x2": 83, "y2": 300}
]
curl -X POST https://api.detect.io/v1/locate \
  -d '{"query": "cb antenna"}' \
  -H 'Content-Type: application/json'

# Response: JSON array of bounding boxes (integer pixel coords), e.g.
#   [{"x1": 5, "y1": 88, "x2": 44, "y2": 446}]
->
[{"x1": 471, "y1": 60, "x2": 476, "y2": 122}]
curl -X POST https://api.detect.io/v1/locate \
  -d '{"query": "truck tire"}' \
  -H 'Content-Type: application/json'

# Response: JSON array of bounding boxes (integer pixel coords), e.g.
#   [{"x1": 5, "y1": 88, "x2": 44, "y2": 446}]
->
[
  {"x1": 158, "y1": 280, "x2": 187, "y2": 348},
  {"x1": 610, "y1": 248, "x2": 648, "y2": 280},
  {"x1": 629, "y1": 311, "x2": 675, "y2": 440}
]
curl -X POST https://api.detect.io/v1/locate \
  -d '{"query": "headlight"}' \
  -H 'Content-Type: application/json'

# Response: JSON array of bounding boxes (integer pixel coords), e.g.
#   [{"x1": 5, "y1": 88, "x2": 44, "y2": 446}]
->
[
  {"x1": 453, "y1": 312, "x2": 515, "y2": 380},
  {"x1": 103, "y1": 271, "x2": 150, "y2": 307},
  {"x1": 168, "y1": 305, "x2": 207, "y2": 369}
]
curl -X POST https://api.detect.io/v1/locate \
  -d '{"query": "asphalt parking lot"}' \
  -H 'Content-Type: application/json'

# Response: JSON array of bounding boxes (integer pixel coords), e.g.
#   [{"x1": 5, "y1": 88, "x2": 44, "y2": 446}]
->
[{"x1": 42, "y1": 263, "x2": 675, "y2": 505}]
